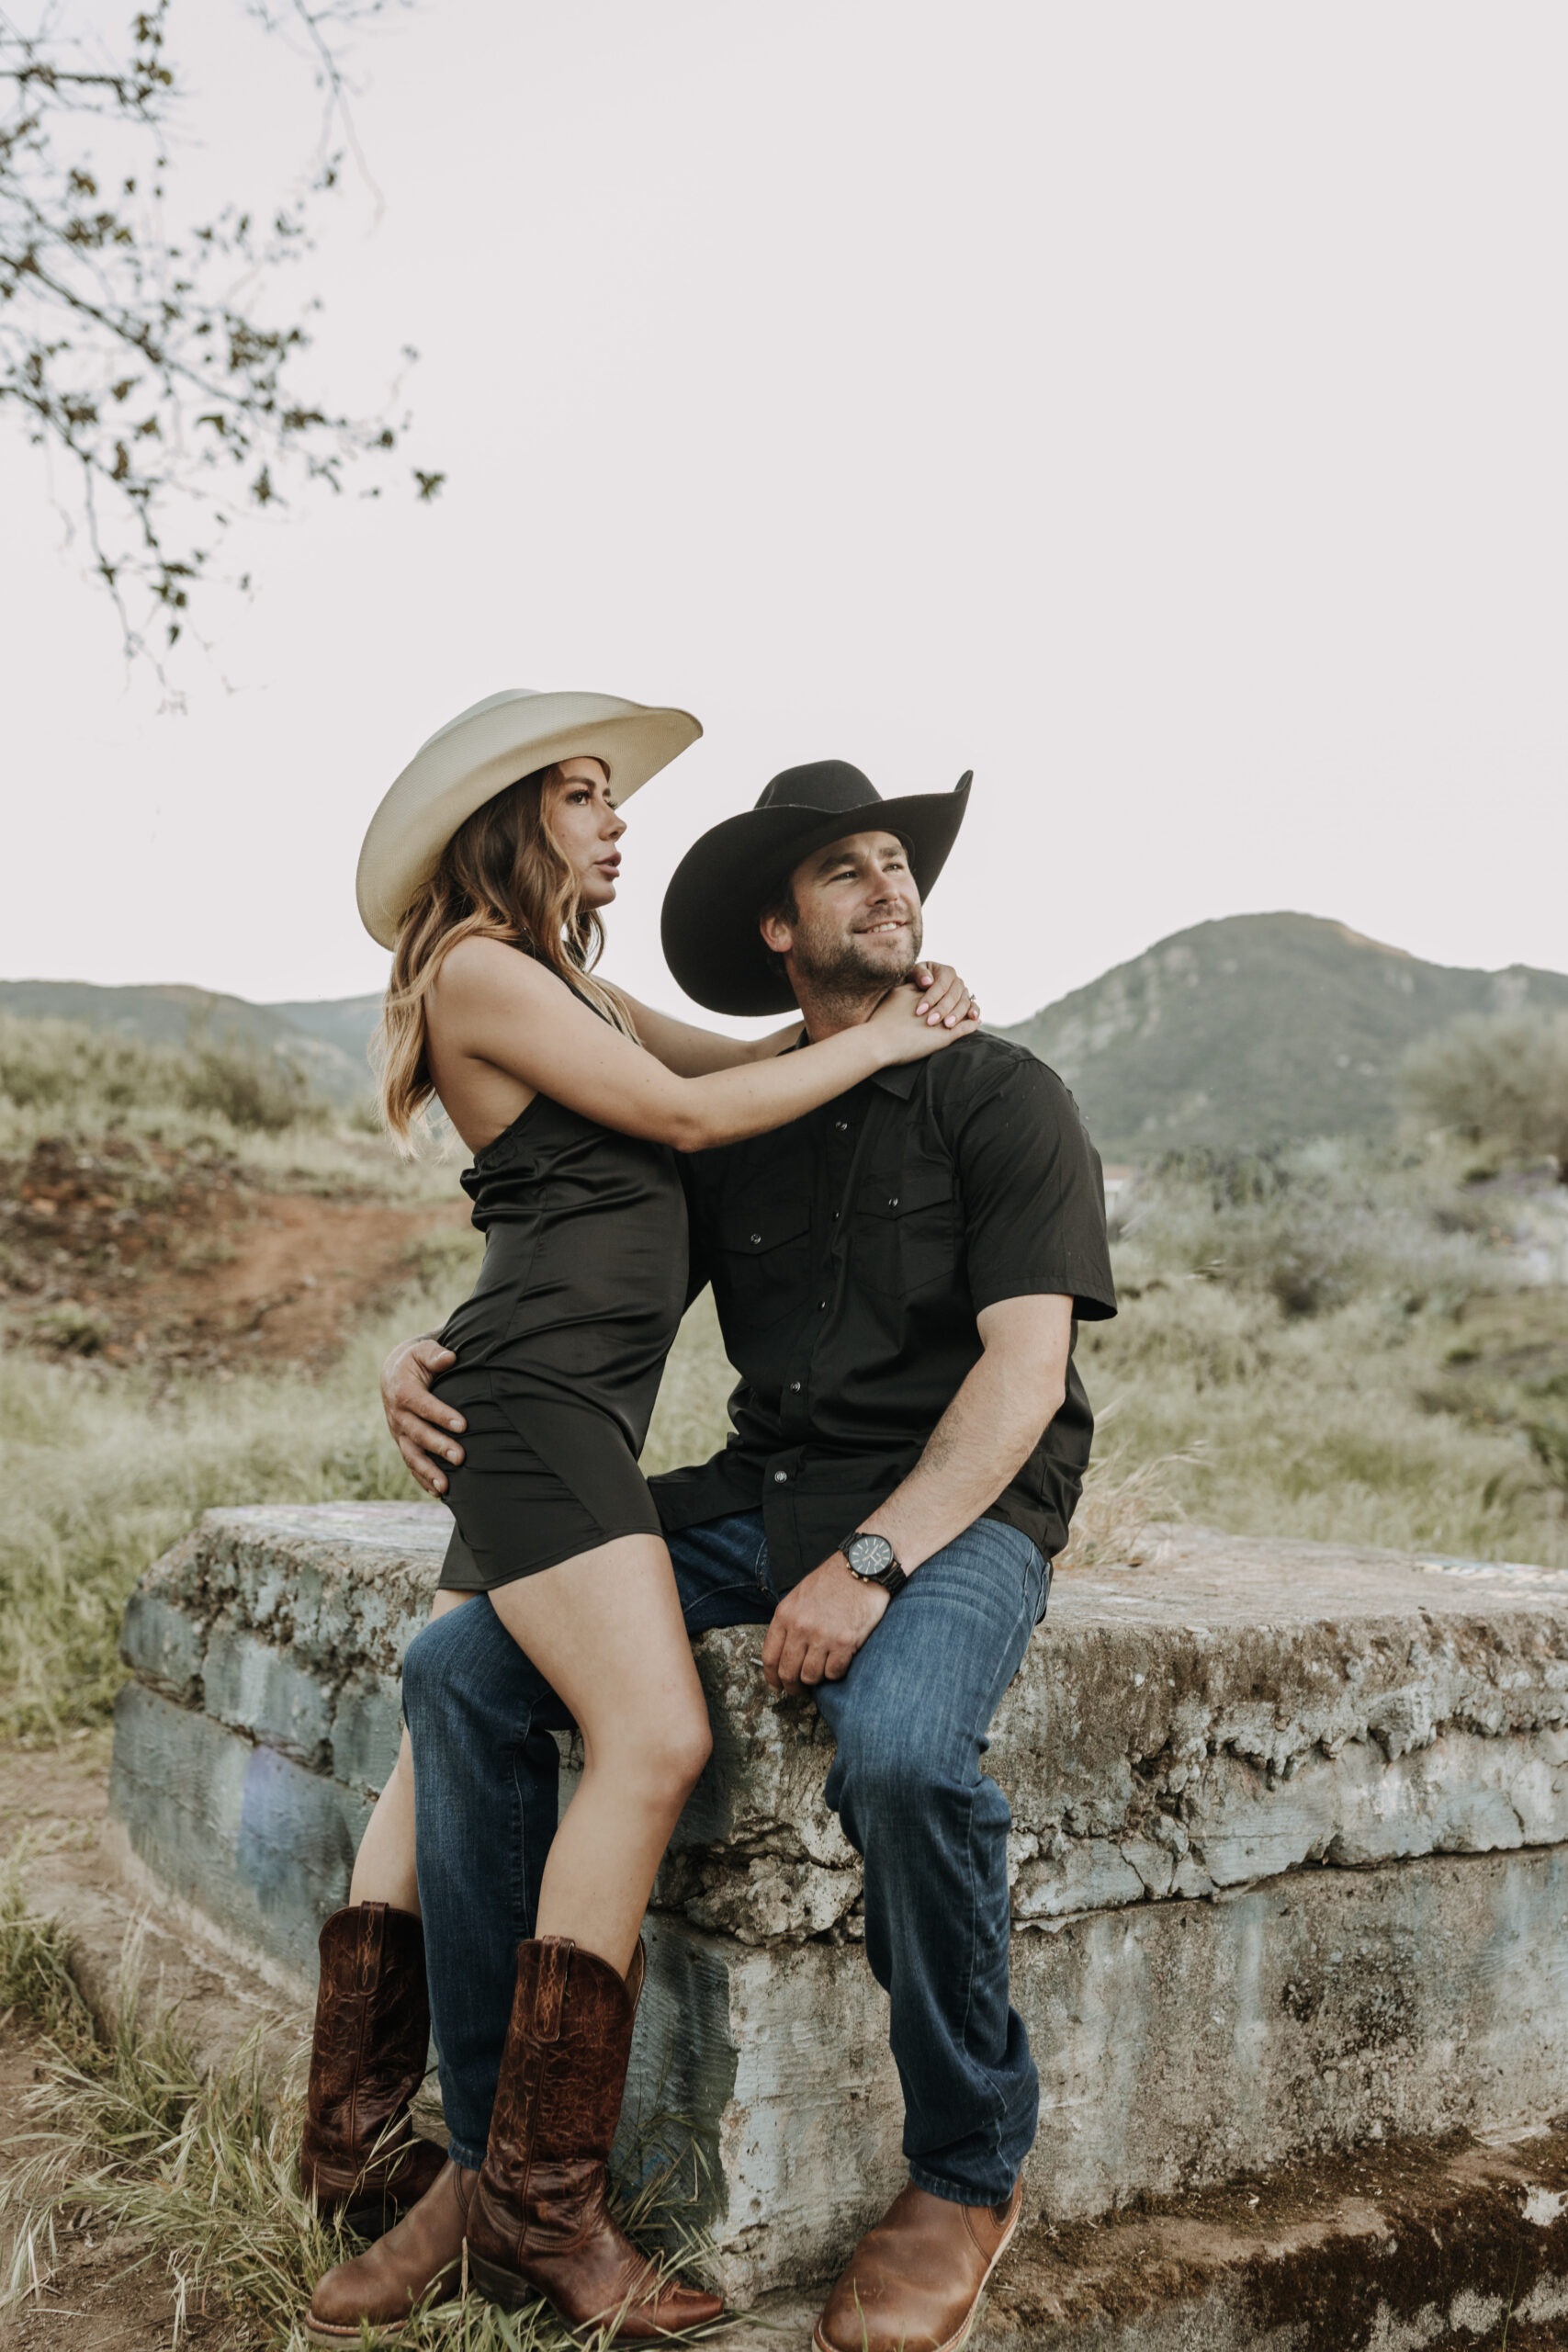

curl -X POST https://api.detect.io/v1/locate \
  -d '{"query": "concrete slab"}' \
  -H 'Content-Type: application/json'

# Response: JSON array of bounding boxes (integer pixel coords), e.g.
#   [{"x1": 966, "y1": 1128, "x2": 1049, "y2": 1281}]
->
[
  {"x1": 107, "y1": 1505, "x2": 1568, "y2": 2302},
  {"x1": 709, "y1": 2129, "x2": 1568, "y2": 2351}
]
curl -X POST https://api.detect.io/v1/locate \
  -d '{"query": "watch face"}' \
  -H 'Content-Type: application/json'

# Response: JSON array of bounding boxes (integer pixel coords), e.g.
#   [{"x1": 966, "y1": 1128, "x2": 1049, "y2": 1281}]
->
[{"x1": 848, "y1": 1535, "x2": 895, "y2": 1577}]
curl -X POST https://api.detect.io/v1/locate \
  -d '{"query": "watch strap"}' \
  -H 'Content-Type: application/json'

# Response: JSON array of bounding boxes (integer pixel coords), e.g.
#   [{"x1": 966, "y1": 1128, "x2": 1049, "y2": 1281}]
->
[{"x1": 839, "y1": 1531, "x2": 908, "y2": 1597}]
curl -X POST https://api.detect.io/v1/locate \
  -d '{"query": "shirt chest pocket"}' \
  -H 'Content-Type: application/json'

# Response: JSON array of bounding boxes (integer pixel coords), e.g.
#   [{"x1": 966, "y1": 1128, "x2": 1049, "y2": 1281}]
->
[
  {"x1": 714, "y1": 1198, "x2": 812, "y2": 1329},
  {"x1": 851, "y1": 1165, "x2": 958, "y2": 1298}
]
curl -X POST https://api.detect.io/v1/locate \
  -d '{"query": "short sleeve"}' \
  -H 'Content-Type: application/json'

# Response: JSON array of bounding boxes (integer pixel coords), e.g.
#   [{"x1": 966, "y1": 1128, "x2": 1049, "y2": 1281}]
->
[{"x1": 938, "y1": 1049, "x2": 1118, "y2": 1320}]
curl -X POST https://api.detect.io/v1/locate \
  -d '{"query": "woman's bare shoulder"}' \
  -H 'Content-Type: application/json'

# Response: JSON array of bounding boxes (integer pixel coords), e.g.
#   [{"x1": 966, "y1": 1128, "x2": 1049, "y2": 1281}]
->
[{"x1": 434, "y1": 935, "x2": 555, "y2": 1002}]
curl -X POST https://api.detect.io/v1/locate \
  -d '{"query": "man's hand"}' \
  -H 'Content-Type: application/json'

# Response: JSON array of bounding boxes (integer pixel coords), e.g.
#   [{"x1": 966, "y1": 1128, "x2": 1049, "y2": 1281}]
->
[
  {"x1": 381, "y1": 1336, "x2": 467, "y2": 1496},
  {"x1": 761, "y1": 1553, "x2": 888, "y2": 1694}
]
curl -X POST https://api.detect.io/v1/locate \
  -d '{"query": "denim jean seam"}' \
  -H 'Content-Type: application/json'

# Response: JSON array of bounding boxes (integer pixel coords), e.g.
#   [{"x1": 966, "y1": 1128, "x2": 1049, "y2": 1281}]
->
[{"x1": 962, "y1": 1771, "x2": 1012, "y2": 2179}]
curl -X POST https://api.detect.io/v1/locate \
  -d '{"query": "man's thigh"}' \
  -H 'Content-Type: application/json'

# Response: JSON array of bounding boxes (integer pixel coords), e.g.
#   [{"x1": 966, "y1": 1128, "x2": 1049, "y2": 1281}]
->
[
  {"x1": 665, "y1": 1510, "x2": 778, "y2": 1636},
  {"x1": 815, "y1": 1518, "x2": 1048, "y2": 1770}
]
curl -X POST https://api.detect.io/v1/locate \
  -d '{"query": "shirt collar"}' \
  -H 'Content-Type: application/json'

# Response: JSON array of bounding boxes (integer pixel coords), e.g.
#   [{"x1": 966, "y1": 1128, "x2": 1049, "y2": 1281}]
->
[{"x1": 784, "y1": 1026, "x2": 920, "y2": 1098}]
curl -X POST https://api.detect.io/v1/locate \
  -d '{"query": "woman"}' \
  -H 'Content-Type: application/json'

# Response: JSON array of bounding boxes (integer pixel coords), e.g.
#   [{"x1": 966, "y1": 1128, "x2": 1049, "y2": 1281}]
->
[{"x1": 303, "y1": 690, "x2": 977, "y2": 2344}]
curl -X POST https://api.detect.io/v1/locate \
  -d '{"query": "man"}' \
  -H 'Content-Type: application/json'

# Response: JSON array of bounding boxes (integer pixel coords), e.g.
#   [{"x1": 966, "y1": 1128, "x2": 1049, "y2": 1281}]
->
[{"x1": 385, "y1": 760, "x2": 1115, "y2": 2352}]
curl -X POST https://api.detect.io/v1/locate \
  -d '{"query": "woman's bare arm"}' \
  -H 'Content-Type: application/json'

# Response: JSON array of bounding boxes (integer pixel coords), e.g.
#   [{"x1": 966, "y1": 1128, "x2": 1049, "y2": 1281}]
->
[
  {"x1": 428, "y1": 938, "x2": 976, "y2": 1155},
  {"x1": 613, "y1": 993, "x2": 802, "y2": 1077},
  {"x1": 616, "y1": 963, "x2": 978, "y2": 1078}
]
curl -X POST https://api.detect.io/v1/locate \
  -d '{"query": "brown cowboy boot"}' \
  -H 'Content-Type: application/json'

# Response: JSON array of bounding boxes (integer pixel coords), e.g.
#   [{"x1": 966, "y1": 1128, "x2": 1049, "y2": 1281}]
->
[
  {"x1": 465, "y1": 1936, "x2": 725, "y2": 2340},
  {"x1": 305, "y1": 2156, "x2": 476, "y2": 2344},
  {"x1": 813, "y1": 2177, "x2": 1023, "y2": 2352},
  {"x1": 299, "y1": 1903, "x2": 446, "y2": 2237}
]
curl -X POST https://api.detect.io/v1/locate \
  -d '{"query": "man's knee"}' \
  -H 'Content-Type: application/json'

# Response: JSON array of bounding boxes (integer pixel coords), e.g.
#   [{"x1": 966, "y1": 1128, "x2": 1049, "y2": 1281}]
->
[
  {"x1": 402, "y1": 1599, "x2": 510, "y2": 1733},
  {"x1": 826, "y1": 1712, "x2": 953, "y2": 1828},
  {"x1": 400, "y1": 1610, "x2": 461, "y2": 1733}
]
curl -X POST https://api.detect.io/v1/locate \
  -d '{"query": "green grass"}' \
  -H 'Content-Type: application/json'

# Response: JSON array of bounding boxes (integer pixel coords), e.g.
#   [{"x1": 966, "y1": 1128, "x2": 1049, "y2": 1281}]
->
[
  {"x1": 0, "y1": 1871, "x2": 722, "y2": 2350},
  {"x1": 0, "y1": 1277, "x2": 457, "y2": 1741},
  {"x1": 1079, "y1": 1142, "x2": 1568, "y2": 1569}
]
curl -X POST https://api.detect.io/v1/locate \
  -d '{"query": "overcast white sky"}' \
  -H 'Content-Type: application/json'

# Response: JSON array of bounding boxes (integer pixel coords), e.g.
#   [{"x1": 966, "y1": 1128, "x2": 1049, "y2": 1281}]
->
[{"x1": 3, "y1": 1, "x2": 1564, "y2": 1029}]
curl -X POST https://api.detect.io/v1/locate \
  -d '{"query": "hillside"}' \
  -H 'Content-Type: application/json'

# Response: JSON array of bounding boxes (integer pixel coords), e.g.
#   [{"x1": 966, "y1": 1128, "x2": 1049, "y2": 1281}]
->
[
  {"x1": 0, "y1": 980, "x2": 378, "y2": 1104},
  {"x1": 998, "y1": 912, "x2": 1568, "y2": 1159},
  {"x1": 9, "y1": 915, "x2": 1568, "y2": 1154}
]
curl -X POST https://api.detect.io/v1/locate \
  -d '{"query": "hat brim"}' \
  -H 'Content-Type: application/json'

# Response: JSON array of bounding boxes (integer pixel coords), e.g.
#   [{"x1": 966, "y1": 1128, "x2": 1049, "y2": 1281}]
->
[
  {"x1": 357, "y1": 689, "x2": 702, "y2": 947},
  {"x1": 660, "y1": 775, "x2": 972, "y2": 1016}
]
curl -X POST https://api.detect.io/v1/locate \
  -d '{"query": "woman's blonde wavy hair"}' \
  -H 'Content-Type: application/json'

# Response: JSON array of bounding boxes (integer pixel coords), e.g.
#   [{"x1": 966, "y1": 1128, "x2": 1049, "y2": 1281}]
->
[{"x1": 376, "y1": 763, "x2": 637, "y2": 1149}]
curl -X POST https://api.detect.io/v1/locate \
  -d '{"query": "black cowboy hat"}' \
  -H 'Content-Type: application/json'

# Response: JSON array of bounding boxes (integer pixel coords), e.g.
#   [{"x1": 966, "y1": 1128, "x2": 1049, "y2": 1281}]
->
[{"x1": 660, "y1": 759, "x2": 973, "y2": 1015}]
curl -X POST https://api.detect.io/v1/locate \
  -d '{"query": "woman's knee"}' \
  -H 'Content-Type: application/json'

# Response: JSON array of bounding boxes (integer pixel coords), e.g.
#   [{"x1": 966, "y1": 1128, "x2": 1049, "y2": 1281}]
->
[{"x1": 592, "y1": 1702, "x2": 712, "y2": 1808}]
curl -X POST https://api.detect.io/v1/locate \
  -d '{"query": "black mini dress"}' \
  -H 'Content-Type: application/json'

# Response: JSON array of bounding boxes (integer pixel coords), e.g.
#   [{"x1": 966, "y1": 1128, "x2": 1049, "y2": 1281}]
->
[{"x1": 431, "y1": 975, "x2": 689, "y2": 1593}]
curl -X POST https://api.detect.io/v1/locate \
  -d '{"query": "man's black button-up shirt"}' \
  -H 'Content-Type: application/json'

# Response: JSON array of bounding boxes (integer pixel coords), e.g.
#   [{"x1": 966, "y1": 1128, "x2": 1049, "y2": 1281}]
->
[{"x1": 647, "y1": 1035, "x2": 1118, "y2": 1590}]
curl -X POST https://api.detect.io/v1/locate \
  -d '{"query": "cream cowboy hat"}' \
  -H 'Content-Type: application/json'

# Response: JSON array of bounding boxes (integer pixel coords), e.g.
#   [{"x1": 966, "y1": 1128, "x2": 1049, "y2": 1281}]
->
[{"x1": 356, "y1": 687, "x2": 703, "y2": 947}]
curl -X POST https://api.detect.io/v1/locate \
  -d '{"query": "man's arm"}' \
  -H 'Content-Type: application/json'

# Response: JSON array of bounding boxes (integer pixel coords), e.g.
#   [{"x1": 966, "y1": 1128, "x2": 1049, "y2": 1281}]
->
[{"x1": 759, "y1": 1294, "x2": 1073, "y2": 1694}]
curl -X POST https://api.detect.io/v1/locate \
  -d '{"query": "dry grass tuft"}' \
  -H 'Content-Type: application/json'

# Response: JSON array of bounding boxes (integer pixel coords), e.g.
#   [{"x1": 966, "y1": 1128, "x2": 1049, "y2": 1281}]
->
[
  {"x1": 1056, "y1": 1436, "x2": 1196, "y2": 1570},
  {"x1": 0, "y1": 1898, "x2": 726, "y2": 2350}
]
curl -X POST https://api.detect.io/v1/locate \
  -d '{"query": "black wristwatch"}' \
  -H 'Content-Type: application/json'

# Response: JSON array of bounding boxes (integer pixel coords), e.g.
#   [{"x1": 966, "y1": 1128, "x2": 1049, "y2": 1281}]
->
[{"x1": 839, "y1": 1531, "x2": 908, "y2": 1597}]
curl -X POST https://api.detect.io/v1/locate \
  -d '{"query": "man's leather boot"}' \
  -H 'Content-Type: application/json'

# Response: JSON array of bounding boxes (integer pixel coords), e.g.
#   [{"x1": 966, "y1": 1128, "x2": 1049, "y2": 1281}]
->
[
  {"x1": 813, "y1": 2177, "x2": 1023, "y2": 2352},
  {"x1": 299, "y1": 1903, "x2": 446, "y2": 2236},
  {"x1": 305, "y1": 2156, "x2": 476, "y2": 2344},
  {"x1": 465, "y1": 1935, "x2": 726, "y2": 2340}
]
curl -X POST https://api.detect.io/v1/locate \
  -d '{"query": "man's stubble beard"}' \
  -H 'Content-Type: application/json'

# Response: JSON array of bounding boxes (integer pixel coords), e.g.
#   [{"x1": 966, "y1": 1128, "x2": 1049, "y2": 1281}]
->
[{"x1": 789, "y1": 906, "x2": 925, "y2": 1001}]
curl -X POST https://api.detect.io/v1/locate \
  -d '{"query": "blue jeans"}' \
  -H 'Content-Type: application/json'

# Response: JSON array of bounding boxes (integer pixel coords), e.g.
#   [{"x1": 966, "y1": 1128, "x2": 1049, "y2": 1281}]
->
[{"x1": 401, "y1": 1510, "x2": 1049, "y2": 2206}]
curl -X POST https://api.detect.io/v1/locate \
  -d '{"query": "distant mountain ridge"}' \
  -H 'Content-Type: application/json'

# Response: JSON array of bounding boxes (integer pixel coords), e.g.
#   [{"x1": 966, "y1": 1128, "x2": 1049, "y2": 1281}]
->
[
  {"x1": 0, "y1": 980, "x2": 381, "y2": 1104},
  {"x1": 998, "y1": 912, "x2": 1568, "y2": 1159},
  {"x1": 7, "y1": 913, "x2": 1568, "y2": 1149}
]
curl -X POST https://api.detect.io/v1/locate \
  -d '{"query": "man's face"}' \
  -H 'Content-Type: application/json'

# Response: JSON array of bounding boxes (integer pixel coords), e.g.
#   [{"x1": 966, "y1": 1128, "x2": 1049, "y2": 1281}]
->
[{"x1": 759, "y1": 829, "x2": 924, "y2": 990}]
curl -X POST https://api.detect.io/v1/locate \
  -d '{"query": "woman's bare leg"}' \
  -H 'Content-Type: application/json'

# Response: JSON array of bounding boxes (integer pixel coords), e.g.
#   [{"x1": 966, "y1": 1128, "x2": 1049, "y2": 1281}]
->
[
  {"x1": 348, "y1": 1588, "x2": 471, "y2": 1912},
  {"x1": 487, "y1": 1532, "x2": 711, "y2": 1977}
]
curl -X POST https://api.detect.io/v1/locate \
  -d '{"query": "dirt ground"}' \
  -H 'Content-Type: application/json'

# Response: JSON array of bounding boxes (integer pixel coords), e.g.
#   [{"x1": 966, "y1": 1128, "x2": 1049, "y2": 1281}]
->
[
  {"x1": 0, "y1": 1133, "x2": 472, "y2": 1377},
  {"x1": 0, "y1": 1740, "x2": 247, "y2": 2350}
]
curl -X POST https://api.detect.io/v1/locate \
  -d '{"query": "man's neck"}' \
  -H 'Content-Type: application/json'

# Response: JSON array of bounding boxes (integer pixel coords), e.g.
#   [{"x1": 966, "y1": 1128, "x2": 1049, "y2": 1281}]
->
[{"x1": 792, "y1": 977, "x2": 886, "y2": 1044}]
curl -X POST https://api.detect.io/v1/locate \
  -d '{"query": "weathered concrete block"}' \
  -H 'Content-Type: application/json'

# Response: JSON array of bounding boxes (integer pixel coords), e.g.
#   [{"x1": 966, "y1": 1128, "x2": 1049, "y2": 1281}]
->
[
  {"x1": 665, "y1": 1529, "x2": 1568, "y2": 1939},
  {"x1": 629, "y1": 1845, "x2": 1568, "y2": 2299},
  {"x1": 107, "y1": 1505, "x2": 1568, "y2": 2299},
  {"x1": 118, "y1": 1586, "x2": 207, "y2": 1702},
  {"x1": 330, "y1": 1672, "x2": 406, "y2": 1796},
  {"x1": 109, "y1": 1679, "x2": 372, "y2": 1982},
  {"x1": 201, "y1": 1621, "x2": 334, "y2": 1767}
]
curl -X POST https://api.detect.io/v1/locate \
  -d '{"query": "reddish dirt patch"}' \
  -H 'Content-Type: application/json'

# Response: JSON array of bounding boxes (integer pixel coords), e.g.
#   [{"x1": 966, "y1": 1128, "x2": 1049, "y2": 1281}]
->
[{"x1": 0, "y1": 1135, "x2": 473, "y2": 1376}]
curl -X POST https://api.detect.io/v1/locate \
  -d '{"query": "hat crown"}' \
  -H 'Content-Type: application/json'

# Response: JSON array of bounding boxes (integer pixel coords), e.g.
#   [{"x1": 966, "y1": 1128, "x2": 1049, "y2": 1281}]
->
[{"x1": 753, "y1": 760, "x2": 882, "y2": 816}]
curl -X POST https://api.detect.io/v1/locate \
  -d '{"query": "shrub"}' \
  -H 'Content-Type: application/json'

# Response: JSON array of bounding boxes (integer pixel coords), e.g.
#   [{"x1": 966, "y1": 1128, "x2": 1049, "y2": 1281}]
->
[
  {"x1": 182, "y1": 1035, "x2": 322, "y2": 1134},
  {"x1": 1400, "y1": 1009, "x2": 1568, "y2": 1182},
  {"x1": 0, "y1": 1012, "x2": 326, "y2": 1141},
  {"x1": 1119, "y1": 1139, "x2": 1496, "y2": 1318},
  {"x1": 0, "y1": 1015, "x2": 189, "y2": 1118}
]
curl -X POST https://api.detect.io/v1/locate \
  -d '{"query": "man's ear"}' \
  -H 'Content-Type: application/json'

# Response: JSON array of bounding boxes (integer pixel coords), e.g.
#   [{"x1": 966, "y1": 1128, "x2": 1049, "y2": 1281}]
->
[{"x1": 759, "y1": 910, "x2": 793, "y2": 956}]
